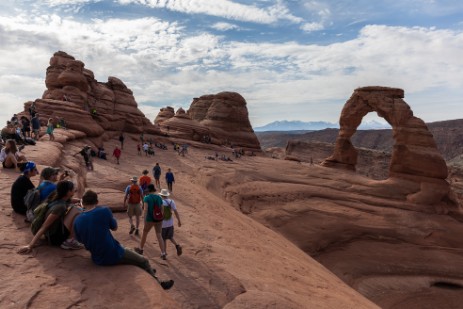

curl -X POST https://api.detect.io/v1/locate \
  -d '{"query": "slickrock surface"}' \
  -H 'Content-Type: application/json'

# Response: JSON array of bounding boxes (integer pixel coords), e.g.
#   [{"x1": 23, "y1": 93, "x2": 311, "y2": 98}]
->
[{"x1": 0, "y1": 129, "x2": 376, "y2": 309}]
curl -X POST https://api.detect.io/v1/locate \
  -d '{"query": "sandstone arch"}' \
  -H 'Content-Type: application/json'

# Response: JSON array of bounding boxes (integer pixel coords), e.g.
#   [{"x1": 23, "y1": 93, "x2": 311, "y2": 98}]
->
[{"x1": 322, "y1": 86, "x2": 455, "y2": 210}]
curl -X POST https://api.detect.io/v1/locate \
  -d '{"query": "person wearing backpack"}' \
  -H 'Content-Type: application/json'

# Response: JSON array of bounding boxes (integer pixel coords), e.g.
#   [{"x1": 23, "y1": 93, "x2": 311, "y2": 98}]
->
[
  {"x1": 17, "y1": 180, "x2": 84, "y2": 253},
  {"x1": 74, "y1": 190, "x2": 174, "y2": 290},
  {"x1": 165, "y1": 168, "x2": 175, "y2": 192},
  {"x1": 139, "y1": 170, "x2": 151, "y2": 194},
  {"x1": 159, "y1": 189, "x2": 182, "y2": 258},
  {"x1": 10, "y1": 161, "x2": 39, "y2": 215},
  {"x1": 134, "y1": 184, "x2": 165, "y2": 259},
  {"x1": 123, "y1": 176, "x2": 144, "y2": 236}
]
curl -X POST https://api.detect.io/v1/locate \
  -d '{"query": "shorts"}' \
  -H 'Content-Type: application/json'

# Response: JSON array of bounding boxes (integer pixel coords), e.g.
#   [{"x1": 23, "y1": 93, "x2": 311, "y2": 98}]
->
[
  {"x1": 127, "y1": 203, "x2": 142, "y2": 217},
  {"x1": 162, "y1": 226, "x2": 174, "y2": 240}
]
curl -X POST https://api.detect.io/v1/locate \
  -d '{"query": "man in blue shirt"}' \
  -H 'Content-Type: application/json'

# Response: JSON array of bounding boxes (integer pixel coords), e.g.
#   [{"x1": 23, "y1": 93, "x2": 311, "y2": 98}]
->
[
  {"x1": 74, "y1": 190, "x2": 174, "y2": 290},
  {"x1": 38, "y1": 167, "x2": 61, "y2": 202}
]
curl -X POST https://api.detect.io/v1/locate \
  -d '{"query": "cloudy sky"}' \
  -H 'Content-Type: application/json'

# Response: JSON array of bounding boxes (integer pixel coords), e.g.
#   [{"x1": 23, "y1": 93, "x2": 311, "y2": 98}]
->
[{"x1": 1, "y1": 0, "x2": 462, "y2": 128}]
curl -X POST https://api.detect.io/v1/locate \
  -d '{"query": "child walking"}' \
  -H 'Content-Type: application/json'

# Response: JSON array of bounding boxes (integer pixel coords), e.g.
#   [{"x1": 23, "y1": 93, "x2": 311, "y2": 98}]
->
[
  {"x1": 46, "y1": 118, "x2": 55, "y2": 141},
  {"x1": 159, "y1": 189, "x2": 182, "y2": 259}
]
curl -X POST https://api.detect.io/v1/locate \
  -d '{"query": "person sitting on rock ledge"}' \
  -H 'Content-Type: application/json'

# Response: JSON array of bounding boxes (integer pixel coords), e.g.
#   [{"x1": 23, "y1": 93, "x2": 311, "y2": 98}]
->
[
  {"x1": 74, "y1": 190, "x2": 174, "y2": 290},
  {"x1": 0, "y1": 139, "x2": 28, "y2": 171},
  {"x1": 17, "y1": 180, "x2": 84, "y2": 253},
  {"x1": 10, "y1": 161, "x2": 39, "y2": 215}
]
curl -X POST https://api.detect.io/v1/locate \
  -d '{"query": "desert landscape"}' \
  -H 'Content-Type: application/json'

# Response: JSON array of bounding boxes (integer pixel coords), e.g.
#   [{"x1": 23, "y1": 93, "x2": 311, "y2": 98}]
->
[{"x1": 1, "y1": 51, "x2": 463, "y2": 309}]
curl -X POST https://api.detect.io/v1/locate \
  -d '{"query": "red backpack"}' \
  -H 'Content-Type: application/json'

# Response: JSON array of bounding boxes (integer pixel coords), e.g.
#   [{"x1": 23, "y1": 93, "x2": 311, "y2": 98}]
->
[
  {"x1": 147, "y1": 194, "x2": 163, "y2": 221},
  {"x1": 128, "y1": 184, "x2": 142, "y2": 204}
]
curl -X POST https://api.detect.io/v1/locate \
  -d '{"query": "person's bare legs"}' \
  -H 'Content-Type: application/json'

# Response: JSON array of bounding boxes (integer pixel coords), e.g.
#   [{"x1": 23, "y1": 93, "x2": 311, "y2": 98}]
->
[
  {"x1": 139, "y1": 222, "x2": 154, "y2": 250},
  {"x1": 156, "y1": 230, "x2": 165, "y2": 255}
]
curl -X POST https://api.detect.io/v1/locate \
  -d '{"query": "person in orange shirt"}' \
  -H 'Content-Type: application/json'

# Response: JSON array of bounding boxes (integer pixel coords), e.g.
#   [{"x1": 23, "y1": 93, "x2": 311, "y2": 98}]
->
[{"x1": 139, "y1": 169, "x2": 151, "y2": 194}]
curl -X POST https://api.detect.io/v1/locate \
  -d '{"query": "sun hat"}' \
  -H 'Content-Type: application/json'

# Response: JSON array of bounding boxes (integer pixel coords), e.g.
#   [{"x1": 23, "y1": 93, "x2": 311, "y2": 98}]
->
[
  {"x1": 41, "y1": 167, "x2": 60, "y2": 180},
  {"x1": 130, "y1": 176, "x2": 138, "y2": 182},
  {"x1": 159, "y1": 189, "x2": 170, "y2": 197}
]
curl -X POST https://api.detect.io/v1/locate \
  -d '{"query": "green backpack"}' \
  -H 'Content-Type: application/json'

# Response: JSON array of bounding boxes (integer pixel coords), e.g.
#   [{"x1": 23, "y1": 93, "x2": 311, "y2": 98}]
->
[
  {"x1": 31, "y1": 201, "x2": 51, "y2": 235},
  {"x1": 163, "y1": 200, "x2": 173, "y2": 220}
]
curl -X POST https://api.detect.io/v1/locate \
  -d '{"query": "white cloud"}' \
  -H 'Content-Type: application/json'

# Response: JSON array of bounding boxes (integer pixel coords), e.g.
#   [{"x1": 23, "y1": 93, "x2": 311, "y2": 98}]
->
[
  {"x1": 300, "y1": 22, "x2": 324, "y2": 32},
  {"x1": 211, "y1": 22, "x2": 239, "y2": 31},
  {"x1": 117, "y1": 0, "x2": 303, "y2": 24}
]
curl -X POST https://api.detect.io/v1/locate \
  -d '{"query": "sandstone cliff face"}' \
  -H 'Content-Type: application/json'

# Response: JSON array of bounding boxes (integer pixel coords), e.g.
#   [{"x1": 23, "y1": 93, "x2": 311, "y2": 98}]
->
[
  {"x1": 155, "y1": 92, "x2": 261, "y2": 150},
  {"x1": 39, "y1": 51, "x2": 158, "y2": 135},
  {"x1": 322, "y1": 86, "x2": 456, "y2": 211}
]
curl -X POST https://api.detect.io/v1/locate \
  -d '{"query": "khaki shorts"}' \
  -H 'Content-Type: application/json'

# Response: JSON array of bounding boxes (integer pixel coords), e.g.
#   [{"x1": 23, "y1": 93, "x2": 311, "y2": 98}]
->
[{"x1": 127, "y1": 203, "x2": 142, "y2": 217}]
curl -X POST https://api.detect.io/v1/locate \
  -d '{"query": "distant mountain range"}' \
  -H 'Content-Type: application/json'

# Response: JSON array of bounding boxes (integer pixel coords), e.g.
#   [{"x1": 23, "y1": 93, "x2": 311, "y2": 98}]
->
[{"x1": 254, "y1": 120, "x2": 390, "y2": 132}]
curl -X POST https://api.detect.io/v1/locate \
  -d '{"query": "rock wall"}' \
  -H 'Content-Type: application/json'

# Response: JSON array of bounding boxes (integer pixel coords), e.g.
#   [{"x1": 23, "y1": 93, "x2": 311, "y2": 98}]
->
[
  {"x1": 155, "y1": 92, "x2": 261, "y2": 150},
  {"x1": 37, "y1": 51, "x2": 158, "y2": 135},
  {"x1": 322, "y1": 86, "x2": 456, "y2": 211}
]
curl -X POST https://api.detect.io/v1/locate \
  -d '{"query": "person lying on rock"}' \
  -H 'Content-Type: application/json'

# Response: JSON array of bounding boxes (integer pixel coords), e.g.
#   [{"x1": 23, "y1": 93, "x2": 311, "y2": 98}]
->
[
  {"x1": 0, "y1": 139, "x2": 28, "y2": 171},
  {"x1": 17, "y1": 180, "x2": 84, "y2": 253},
  {"x1": 74, "y1": 189, "x2": 174, "y2": 290}
]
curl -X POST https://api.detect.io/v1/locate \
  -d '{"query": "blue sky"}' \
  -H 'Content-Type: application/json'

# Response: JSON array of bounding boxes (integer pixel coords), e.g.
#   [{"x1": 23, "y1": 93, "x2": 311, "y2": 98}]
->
[{"x1": 0, "y1": 0, "x2": 462, "y2": 127}]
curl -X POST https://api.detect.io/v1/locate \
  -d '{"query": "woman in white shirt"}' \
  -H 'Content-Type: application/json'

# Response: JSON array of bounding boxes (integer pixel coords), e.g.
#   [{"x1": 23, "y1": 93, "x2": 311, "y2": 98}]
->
[{"x1": 0, "y1": 139, "x2": 27, "y2": 170}]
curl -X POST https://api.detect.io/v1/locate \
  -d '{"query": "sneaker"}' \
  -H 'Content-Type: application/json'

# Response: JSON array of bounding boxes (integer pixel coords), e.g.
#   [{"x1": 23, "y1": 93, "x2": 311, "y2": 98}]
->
[
  {"x1": 160, "y1": 280, "x2": 174, "y2": 290},
  {"x1": 134, "y1": 247, "x2": 144, "y2": 255},
  {"x1": 135, "y1": 229, "x2": 139, "y2": 236},
  {"x1": 129, "y1": 225, "x2": 135, "y2": 234},
  {"x1": 61, "y1": 238, "x2": 84, "y2": 250},
  {"x1": 176, "y1": 244, "x2": 183, "y2": 256}
]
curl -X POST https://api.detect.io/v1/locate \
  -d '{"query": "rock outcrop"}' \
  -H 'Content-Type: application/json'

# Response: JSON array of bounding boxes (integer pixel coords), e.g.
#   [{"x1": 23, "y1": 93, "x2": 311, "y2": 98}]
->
[
  {"x1": 32, "y1": 51, "x2": 159, "y2": 135},
  {"x1": 156, "y1": 92, "x2": 261, "y2": 151},
  {"x1": 322, "y1": 86, "x2": 456, "y2": 211}
]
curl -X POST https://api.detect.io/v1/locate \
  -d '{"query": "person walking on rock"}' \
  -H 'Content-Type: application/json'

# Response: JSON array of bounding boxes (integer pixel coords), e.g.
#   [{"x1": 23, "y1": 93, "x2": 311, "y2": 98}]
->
[
  {"x1": 112, "y1": 145, "x2": 121, "y2": 164},
  {"x1": 135, "y1": 184, "x2": 166, "y2": 259},
  {"x1": 74, "y1": 190, "x2": 174, "y2": 290},
  {"x1": 153, "y1": 162, "x2": 161, "y2": 189},
  {"x1": 31, "y1": 113, "x2": 40, "y2": 140},
  {"x1": 118, "y1": 133, "x2": 124, "y2": 149},
  {"x1": 46, "y1": 118, "x2": 55, "y2": 141},
  {"x1": 123, "y1": 176, "x2": 143, "y2": 236},
  {"x1": 165, "y1": 168, "x2": 175, "y2": 192},
  {"x1": 160, "y1": 189, "x2": 182, "y2": 258}
]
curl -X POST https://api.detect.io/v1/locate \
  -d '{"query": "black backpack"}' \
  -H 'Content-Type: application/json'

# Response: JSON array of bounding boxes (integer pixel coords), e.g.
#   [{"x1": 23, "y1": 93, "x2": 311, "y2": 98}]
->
[{"x1": 24, "y1": 188, "x2": 42, "y2": 222}]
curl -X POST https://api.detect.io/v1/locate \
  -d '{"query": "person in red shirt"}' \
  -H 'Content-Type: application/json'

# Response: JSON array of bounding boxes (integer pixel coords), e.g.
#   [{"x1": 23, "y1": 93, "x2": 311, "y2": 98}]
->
[
  {"x1": 112, "y1": 145, "x2": 122, "y2": 164},
  {"x1": 139, "y1": 170, "x2": 151, "y2": 194}
]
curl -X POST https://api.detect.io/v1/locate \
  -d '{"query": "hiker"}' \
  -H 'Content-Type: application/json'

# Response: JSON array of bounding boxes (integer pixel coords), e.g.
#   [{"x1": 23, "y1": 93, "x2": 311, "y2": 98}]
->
[
  {"x1": 20, "y1": 116, "x2": 31, "y2": 138},
  {"x1": 165, "y1": 168, "x2": 175, "y2": 192},
  {"x1": 29, "y1": 102, "x2": 37, "y2": 117},
  {"x1": 159, "y1": 189, "x2": 182, "y2": 258},
  {"x1": 58, "y1": 118, "x2": 67, "y2": 130},
  {"x1": 112, "y1": 145, "x2": 121, "y2": 164},
  {"x1": 134, "y1": 184, "x2": 166, "y2": 259},
  {"x1": 123, "y1": 176, "x2": 144, "y2": 236},
  {"x1": 119, "y1": 133, "x2": 124, "y2": 149},
  {"x1": 46, "y1": 118, "x2": 55, "y2": 141},
  {"x1": 38, "y1": 167, "x2": 65, "y2": 202},
  {"x1": 31, "y1": 113, "x2": 40, "y2": 140},
  {"x1": 80, "y1": 145, "x2": 93, "y2": 170},
  {"x1": 17, "y1": 180, "x2": 84, "y2": 253},
  {"x1": 137, "y1": 144, "x2": 141, "y2": 155},
  {"x1": 139, "y1": 170, "x2": 151, "y2": 194},
  {"x1": 73, "y1": 190, "x2": 174, "y2": 290},
  {"x1": 153, "y1": 162, "x2": 161, "y2": 188},
  {"x1": 10, "y1": 162, "x2": 39, "y2": 215},
  {"x1": 143, "y1": 142, "x2": 149, "y2": 156},
  {"x1": 98, "y1": 147, "x2": 107, "y2": 160},
  {"x1": 0, "y1": 139, "x2": 27, "y2": 171}
]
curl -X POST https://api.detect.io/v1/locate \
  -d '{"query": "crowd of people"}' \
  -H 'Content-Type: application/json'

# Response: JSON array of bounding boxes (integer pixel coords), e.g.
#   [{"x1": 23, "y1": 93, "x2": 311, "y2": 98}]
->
[{"x1": 7, "y1": 138, "x2": 180, "y2": 291}]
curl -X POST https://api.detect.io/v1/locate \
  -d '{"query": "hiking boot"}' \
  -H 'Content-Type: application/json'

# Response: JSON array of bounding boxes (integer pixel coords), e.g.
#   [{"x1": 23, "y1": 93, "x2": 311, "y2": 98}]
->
[
  {"x1": 134, "y1": 247, "x2": 144, "y2": 255},
  {"x1": 61, "y1": 238, "x2": 84, "y2": 250},
  {"x1": 176, "y1": 244, "x2": 183, "y2": 256},
  {"x1": 135, "y1": 229, "x2": 139, "y2": 236},
  {"x1": 129, "y1": 225, "x2": 135, "y2": 234},
  {"x1": 160, "y1": 280, "x2": 174, "y2": 290}
]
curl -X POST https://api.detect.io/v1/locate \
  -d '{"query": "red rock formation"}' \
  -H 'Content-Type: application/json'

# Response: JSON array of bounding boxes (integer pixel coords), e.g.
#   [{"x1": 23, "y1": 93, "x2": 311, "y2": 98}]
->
[
  {"x1": 322, "y1": 86, "x2": 456, "y2": 211},
  {"x1": 155, "y1": 92, "x2": 261, "y2": 150},
  {"x1": 37, "y1": 51, "x2": 159, "y2": 135},
  {"x1": 188, "y1": 92, "x2": 261, "y2": 150}
]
